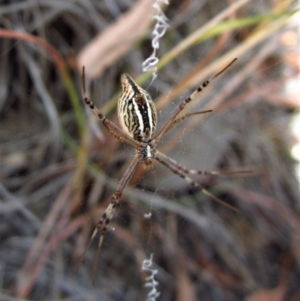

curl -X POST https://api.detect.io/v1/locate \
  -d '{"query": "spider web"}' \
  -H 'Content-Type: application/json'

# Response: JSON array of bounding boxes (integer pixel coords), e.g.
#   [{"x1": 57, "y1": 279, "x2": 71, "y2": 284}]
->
[
  {"x1": 132, "y1": 2, "x2": 299, "y2": 300},
  {"x1": 0, "y1": 1, "x2": 298, "y2": 300}
]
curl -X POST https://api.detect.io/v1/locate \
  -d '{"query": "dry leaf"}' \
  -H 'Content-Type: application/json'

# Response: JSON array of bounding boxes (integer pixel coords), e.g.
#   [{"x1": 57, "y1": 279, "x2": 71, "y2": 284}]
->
[
  {"x1": 245, "y1": 286, "x2": 286, "y2": 301},
  {"x1": 176, "y1": 269, "x2": 198, "y2": 301},
  {"x1": 77, "y1": 0, "x2": 154, "y2": 78}
]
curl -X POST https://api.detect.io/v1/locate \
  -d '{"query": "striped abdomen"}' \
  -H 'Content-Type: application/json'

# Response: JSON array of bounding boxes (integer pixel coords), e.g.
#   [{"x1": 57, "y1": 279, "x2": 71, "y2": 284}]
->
[{"x1": 118, "y1": 74, "x2": 157, "y2": 142}]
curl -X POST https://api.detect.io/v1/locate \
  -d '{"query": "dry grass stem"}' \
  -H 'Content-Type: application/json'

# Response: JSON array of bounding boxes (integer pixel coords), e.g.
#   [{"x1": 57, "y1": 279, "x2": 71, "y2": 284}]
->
[{"x1": 0, "y1": 0, "x2": 299, "y2": 300}]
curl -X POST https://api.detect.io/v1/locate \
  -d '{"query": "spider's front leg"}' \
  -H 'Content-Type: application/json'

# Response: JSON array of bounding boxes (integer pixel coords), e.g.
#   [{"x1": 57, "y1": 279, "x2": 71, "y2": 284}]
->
[
  {"x1": 154, "y1": 150, "x2": 238, "y2": 211},
  {"x1": 155, "y1": 150, "x2": 251, "y2": 176},
  {"x1": 78, "y1": 154, "x2": 141, "y2": 284}
]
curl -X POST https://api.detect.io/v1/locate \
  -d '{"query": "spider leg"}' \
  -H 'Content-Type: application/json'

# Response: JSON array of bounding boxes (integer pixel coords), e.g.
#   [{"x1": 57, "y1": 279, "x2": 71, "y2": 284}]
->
[
  {"x1": 154, "y1": 150, "x2": 251, "y2": 176},
  {"x1": 184, "y1": 169, "x2": 252, "y2": 176},
  {"x1": 77, "y1": 153, "x2": 141, "y2": 284},
  {"x1": 153, "y1": 58, "x2": 237, "y2": 143},
  {"x1": 154, "y1": 150, "x2": 238, "y2": 211},
  {"x1": 82, "y1": 66, "x2": 141, "y2": 149},
  {"x1": 164, "y1": 109, "x2": 213, "y2": 135}
]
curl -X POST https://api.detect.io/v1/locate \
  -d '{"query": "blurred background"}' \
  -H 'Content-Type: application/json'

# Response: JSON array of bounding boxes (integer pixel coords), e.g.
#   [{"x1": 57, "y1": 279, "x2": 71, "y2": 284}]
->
[{"x1": 0, "y1": 0, "x2": 299, "y2": 300}]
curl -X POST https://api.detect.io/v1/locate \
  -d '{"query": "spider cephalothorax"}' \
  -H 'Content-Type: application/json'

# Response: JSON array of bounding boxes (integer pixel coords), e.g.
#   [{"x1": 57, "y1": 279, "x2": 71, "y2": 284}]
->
[{"x1": 79, "y1": 58, "x2": 248, "y2": 283}]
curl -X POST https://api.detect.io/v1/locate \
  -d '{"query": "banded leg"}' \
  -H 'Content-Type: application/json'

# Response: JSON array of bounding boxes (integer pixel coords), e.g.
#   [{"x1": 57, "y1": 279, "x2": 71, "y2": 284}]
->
[
  {"x1": 154, "y1": 151, "x2": 238, "y2": 212},
  {"x1": 154, "y1": 58, "x2": 237, "y2": 143},
  {"x1": 155, "y1": 150, "x2": 251, "y2": 176},
  {"x1": 78, "y1": 153, "x2": 141, "y2": 284},
  {"x1": 82, "y1": 66, "x2": 141, "y2": 149},
  {"x1": 163, "y1": 109, "x2": 213, "y2": 135}
]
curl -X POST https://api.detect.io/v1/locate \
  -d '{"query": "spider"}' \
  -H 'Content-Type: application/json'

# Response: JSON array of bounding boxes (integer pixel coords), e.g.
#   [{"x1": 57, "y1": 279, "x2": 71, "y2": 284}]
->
[{"x1": 79, "y1": 58, "x2": 246, "y2": 282}]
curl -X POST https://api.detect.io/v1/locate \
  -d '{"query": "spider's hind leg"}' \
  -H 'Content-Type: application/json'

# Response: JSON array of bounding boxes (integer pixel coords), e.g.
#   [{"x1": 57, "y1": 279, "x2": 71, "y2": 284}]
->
[
  {"x1": 154, "y1": 58, "x2": 237, "y2": 142},
  {"x1": 165, "y1": 109, "x2": 213, "y2": 135}
]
